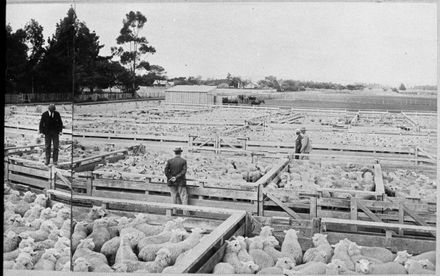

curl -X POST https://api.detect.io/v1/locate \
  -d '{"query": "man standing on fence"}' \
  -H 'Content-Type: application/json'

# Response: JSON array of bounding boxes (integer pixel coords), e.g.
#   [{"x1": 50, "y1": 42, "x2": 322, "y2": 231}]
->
[
  {"x1": 300, "y1": 126, "x2": 312, "y2": 160},
  {"x1": 294, "y1": 128, "x2": 302, "y2": 159},
  {"x1": 39, "y1": 104, "x2": 63, "y2": 166},
  {"x1": 164, "y1": 147, "x2": 190, "y2": 215}
]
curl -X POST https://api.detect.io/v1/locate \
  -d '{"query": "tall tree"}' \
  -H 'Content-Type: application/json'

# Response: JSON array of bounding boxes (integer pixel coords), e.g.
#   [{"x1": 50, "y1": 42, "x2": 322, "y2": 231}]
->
[
  {"x1": 24, "y1": 19, "x2": 45, "y2": 93},
  {"x1": 6, "y1": 24, "x2": 28, "y2": 94},
  {"x1": 112, "y1": 11, "x2": 156, "y2": 94}
]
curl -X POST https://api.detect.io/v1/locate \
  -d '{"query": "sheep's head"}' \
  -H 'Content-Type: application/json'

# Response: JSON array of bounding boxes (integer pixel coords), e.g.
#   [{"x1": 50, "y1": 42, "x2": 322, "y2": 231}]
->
[
  {"x1": 116, "y1": 216, "x2": 130, "y2": 227},
  {"x1": 260, "y1": 226, "x2": 274, "y2": 237},
  {"x1": 74, "y1": 257, "x2": 91, "y2": 272},
  {"x1": 249, "y1": 236, "x2": 264, "y2": 250},
  {"x1": 394, "y1": 250, "x2": 412, "y2": 265},
  {"x1": 242, "y1": 261, "x2": 259, "y2": 273},
  {"x1": 284, "y1": 229, "x2": 299, "y2": 239},
  {"x1": 40, "y1": 220, "x2": 58, "y2": 232},
  {"x1": 275, "y1": 257, "x2": 295, "y2": 270},
  {"x1": 311, "y1": 233, "x2": 328, "y2": 247},
  {"x1": 42, "y1": 248, "x2": 60, "y2": 262},
  {"x1": 51, "y1": 203, "x2": 65, "y2": 213},
  {"x1": 326, "y1": 259, "x2": 347, "y2": 274},
  {"x1": 74, "y1": 221, "x2": 88, "y2": 232},
  {"x1": 19, "y1": 237, "x2": 35, "y2": 249},
  {"x1": 233, "y1": 236, "x2": 247, "y2": 249},
  {"x1": 40, "y1": 207, "x2": 56, "y2": 219},
  {"x1": 226, "y1": 240, "x2": 242, "y2": 253},
  {"x1": 355, "y1": 259, "x2": 371, "y2": 274},
  {"x1": 156, "y1": 248, "x2": 172, "y2": 266},
  {"x1": 173, "y1": 217, "x2": 185, "y2": 229},
  {"x1": 77, "y1": 238, "x2": 95, "y2": 250},
  {"x1": 88, "y1": 206, "x2": 107, "y2": 220},
  {"x1": 57, "y1": 208, "x2": 71, "y2": 220},
  {"x1": 34, "y1": 194, "x2": 48, "y2": 207},
  {"x1": 264, "y1": 235, "x2": 279, "y2": 247},
  {"x1": 23, "y1": 191, "x2": 37, "y2": 203},
  {"x1": 404, "y1": 259, "x2": 420, "y2": 271}
]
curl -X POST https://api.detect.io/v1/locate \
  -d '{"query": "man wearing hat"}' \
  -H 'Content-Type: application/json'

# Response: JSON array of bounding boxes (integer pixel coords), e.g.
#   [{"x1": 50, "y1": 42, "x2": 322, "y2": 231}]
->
[
  {"x1": 39, "y1": 104, "x2": 64, "y2": 166},
  {"x1": 294, "y1": 129, "x2": 302, "y2": 159},
  {"x1": 300, "y1": 126, "x2": 312, "y2": 159},
  {"x1": 164, "y1": 147, "x2": 189, "y2": 214}
]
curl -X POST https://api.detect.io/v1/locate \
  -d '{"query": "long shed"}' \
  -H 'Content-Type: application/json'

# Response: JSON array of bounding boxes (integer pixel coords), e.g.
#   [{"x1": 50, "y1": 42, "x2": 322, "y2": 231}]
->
[{"x1": 165, "y1": 85, "x2": 218, "y2": 105}]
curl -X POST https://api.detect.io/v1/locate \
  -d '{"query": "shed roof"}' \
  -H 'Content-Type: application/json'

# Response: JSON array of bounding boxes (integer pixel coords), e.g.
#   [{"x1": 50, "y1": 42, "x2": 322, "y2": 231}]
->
[{"x1": 166, "y1": 85, "x2": 217, "y2": 93}]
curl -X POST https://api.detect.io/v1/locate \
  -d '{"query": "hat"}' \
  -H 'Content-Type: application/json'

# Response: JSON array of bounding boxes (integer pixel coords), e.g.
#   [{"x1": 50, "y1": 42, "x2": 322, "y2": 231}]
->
[
  {"x1": 48, "y1": 104, "x2": 56, "y2": 111},
  {"x1": 300, "y1": 127, "x2": 306, "y2": 131},
  {"x1": 173, "y1": 147, "x2": 183, "y2": 153},
  {"x1": 295, "y1": 129, "x2": 301, "y2": 134}
]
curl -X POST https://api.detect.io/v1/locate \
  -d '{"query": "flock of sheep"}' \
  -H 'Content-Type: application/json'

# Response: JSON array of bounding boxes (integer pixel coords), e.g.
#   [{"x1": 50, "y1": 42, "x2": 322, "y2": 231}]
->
[{"x1": 214, "y1": 226, "x2": 436, "y2": 274}]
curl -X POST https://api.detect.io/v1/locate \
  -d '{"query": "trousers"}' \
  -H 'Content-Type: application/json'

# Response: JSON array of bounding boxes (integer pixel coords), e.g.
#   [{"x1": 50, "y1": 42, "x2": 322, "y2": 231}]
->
[
  {"x1": 169, "y1": 185, "x2": 190, "y2": 215},
  {"x1": 45, "y1": 132, "x2": 59, "y2": 165}
]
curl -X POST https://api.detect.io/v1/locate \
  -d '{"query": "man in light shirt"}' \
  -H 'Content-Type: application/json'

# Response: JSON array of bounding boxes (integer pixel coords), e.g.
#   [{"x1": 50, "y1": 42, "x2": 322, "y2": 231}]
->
[{"x1": 300, "y1": 126, "x2": 312, "y2": 160}]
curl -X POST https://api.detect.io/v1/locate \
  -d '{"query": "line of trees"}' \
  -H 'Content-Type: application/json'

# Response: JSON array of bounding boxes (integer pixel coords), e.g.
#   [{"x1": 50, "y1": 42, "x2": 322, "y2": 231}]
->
[{"x1": 6, "y1": 7, "x2": 166, "y2": 95}]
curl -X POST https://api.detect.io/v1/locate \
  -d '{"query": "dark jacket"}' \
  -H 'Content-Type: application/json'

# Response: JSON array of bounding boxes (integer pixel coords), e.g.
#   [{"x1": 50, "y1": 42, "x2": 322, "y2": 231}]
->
[
  {"x1": 164, "y1": 156, "x2": 187, "y2": 186},
  {"x1": 295, "y1": 135, "x2": 302, "y2": 153},
  {"x1": 39, "y1": 110, "x2": 63, "y2": 134}
]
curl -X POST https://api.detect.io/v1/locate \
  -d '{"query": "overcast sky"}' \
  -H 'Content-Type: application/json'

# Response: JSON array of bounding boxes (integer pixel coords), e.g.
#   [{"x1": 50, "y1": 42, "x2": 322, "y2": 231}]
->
[{"x1": 6, "y1": 2, "x2": 437, "y2": 86}]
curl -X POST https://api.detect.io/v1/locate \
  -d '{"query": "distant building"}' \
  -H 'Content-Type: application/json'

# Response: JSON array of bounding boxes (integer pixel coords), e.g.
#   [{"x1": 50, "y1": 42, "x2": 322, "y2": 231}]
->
[
  {"x1": 165, "y1": 85, "x2": 219, "y2": 105},
  {"x1": 153, "y1": 80, "x2": 174, "y2": 87},
  {"x1": 244, "y1": 82, "x2": 259, "y2": 89}
]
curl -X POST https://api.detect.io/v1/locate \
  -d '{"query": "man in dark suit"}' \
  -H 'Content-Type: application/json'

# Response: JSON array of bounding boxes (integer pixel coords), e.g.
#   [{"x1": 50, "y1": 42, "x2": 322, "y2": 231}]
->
[
  {"x1": 164, "y1": 147, "x2": 189, "y2": 214},
  {"x1": 294, "y1": 128, "x2": 302, "y2": 159},
  {"x1": 39, "y1": 104, "x2": 63, "y2": 166}
]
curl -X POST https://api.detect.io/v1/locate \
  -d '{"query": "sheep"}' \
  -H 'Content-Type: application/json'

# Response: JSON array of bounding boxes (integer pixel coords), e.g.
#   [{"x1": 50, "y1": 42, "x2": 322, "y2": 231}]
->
[
  {"x1": 325, "y1": 259, "x2": 363, "y2": 275},
  {"x1": 5, "y1": 216, "x2": 32, "y2": 234},
  {"x1": 73, "y1": 257, "x2": 91, "y2": 272},
  {"x1": 223, "y1": 239, "x2": 243, "y2": 272},
  {"x1": 138, "y1": 229, "x2": 187, "y2": 262},
  {"x1": 73, "y1": 238, "x2": 112, "y2": 272},
  {"x1": 258, "y1": 257, "x2": 295, "y2": 274},
  {"x1": 12, "y1": 252, "x2": 34, "y2": 270},
  {"x1": 39, "y1": 207, "x2": 57, "y2": 220},
  {"x1": 4, "y1": 260, "x2": 15, "y2": 269},
  {"x1": 356, "y1": 259, "x2": 407, "y2": 274},
  {"x1": 114, "y1": 232, "x2": 139, "y2": 264},
  {"x1": 4, "y1": 231, "x2": 20, "y2": 252},
  {"x1": 235, "y1": 236, "x2": 254, "y2": 262},
  {"x1": 213, "y1": 262, "x2": 235, "y2": 274},
  {"x1": 235, "y1": 260, "x2": 260, "y2": 274},
  {"x1": 134, "y1": 222, "x2": 164, "y2": 237},
  {"x1": 23, "y1": 204, "x2": 44, "y2": 221},
  {"x1": 119, "y1": 226, "x2": 145, "y2": 249},
  {"x1": 50, "y1": 202, "x2": 65, "y2": 213},
  {"x1": 281, "y1": 229, "x2": 303, "y2": 265},
  {"x1": 262, "y1": 235, "x2": 286, "y2": 263},
  {"x1": 249, "y1": 236, "x2": 275, "y2": 270},
  {"x1": 54, "y1": 236, "x2": 70, "y2": 251},
  {"x1": 404, "y1": 259, "x2": 435, "y2": 274},
  {"x1": 33, "y1": 194, "x2": 48, "y2": 208},
  {"x1": 331, "y1": 239, "x2": 356, "y2": 271},
  {"x1": 161, "y1": 227, "x2": 205, "y2": 265},
  {"x1": 33, "y1": 248, "x2": 60, "y2": 270},
  {"x1": 100, "y1": 236, "x2": 121, "y2": 264},
  {"x1": 59, "y1": 220, "x2": 71, "y2": 239},
  {"x1": 72, "y1": 221, "x2": 89, "y2": 251},
  {"x1": 55, "y1": 247, "x2": 71, "y2": 271},
  {"x1": 284, "y1": 262, "x2": 328, "y2": 275},
  {"x1": 50, "y1": 207, "x2": 70, "y2": 229},
  {"x1": 260, "y1": 226, "x2": 275, "y2": 239},
  {"x1": 137, "y1": 218, "x2": 185, "y2": 249},
  {"x1": 4, "y1": 237, "x2": 37, "y2": 261},
  {"x1": 407, "y1": 250, "x2": 436, "y2": 266},
  {"x1": 87, "y1": 218, "x2": 111, "y2": 252},
  {"x1": 303, "y1": 233, "x2": 333, "y2": 264},
  {"x1": 133, "y1": 248, "x2": 172, "y2": 273},
  {"x1": 347, "y1": 242, "x2": 383, "y2": 265},
  {"x1": 19, "y1": 220, "x2": 58, "y2": 242},
  {"x1": 23, "y1": 191, "x2": 37, "y2": 203}
]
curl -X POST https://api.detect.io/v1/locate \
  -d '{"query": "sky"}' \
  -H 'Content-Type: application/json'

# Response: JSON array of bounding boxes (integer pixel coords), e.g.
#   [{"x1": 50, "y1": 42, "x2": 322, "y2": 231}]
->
[{"x1": 6, "y1": 2, "x2": 437, "y2": 86}]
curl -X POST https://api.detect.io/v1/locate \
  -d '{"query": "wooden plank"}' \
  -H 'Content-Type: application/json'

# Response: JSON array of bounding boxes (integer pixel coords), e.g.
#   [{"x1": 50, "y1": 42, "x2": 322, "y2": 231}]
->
[
  {"x1": 355, "y1": 198, "x2": 383, "y2": 223},
  {"x1": 401, "y1": 203, "x2": 436, "y2": 237},
  {"x1": 9, "y1": 174, "x2": 48, "y2": 189},
  {"x1": 173, "y1": 212, "x2": 246, "y2": 273},
  {"x1": 8, "y1": 164, "x2": 50, "y2": 179},
  {"x1": 264, "y1": 191, "x2": 302, "y2": 220},
  {"x1": 350, "y1": 197, "x2": 358, "y2": 232},
  {"x1": 197, "y1": 243, "x2": 226, "y2": 273},
  {"x1": 373, "y1": 164, "x2": 385, "y2": 195},
  {"x1": 321, "y1": 218, "x2": 437, "y2": 233}
]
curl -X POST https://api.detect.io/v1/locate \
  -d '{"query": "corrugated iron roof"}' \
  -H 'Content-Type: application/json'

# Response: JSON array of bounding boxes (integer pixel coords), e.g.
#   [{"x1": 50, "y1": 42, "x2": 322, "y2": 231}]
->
[{"x1": 166, "y1": 85, "x2": 217, "y2": 93}]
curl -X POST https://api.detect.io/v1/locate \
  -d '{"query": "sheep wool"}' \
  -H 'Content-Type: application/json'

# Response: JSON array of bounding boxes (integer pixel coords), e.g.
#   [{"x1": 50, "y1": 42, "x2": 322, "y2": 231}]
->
[
  {"x1": 404, "y1": 259, "x2": 435, "y2": 274},
  {"x1": 33, "y1": 249, "x2": 59, "y2": 270},
  {"x1": 235, "y1": 261, "x2": 260, "y2": 274},
  {"x1": 4, "y1": 231, "x2": 20, "y2": 252},
  {"x1": 281, "y1": 229, "x2": 303, "y2": 265},
  {"x1": 88, "y1": 218, "x2": 111, "y2": 252},
  {"x1": 411, "y1": 250, "x2": 436, "y2": 266},
  {"x1": 119, "y1": 227, "x2": 146, "y2": 249},
  {"x1": 134, "y1": 248, "x2": 172, "y2": 273},
  {"x1": 263, "y1": 235, "x2": 286, "y2": 263},
  {"x1": 331, "y1": 239, "x2": 355, "y2": 271},
  {"x1": 284, "y1": 261, "x2": 327, "y2": 275},
  {"x1": 260, "y1": 226, "x2": 275, "y2": 239},
  {"x1": 235, "y1": 236, "x2": 254, "y2": 263},
  {"x1": 359, "y1": 246, "x2": 395, "y2": 263},
  {"x1": 114, "y1": 233, "x2": 139, "y2": 264},
  {"x1": 213, "y1": 262, "x2": 235, "y2": 274},
  {"x1": 162, "y1": 227, "x2": 205, "y2": 265},
  {"x1": 137, "y1": 219, "x2": 185, "y2": 249},
  {"x1": 249, "y1": 236, "x2": 275, "y2": 270},
  {"x1": 356, "y1": 259, "x2": 407, "y2": 275},
  {"x1": 223, "y1": 239, "x2": 243, "y2": 272},
  {"x1": 100, "y1": 236, "x2": 121, "y2": 262},
  {"x1": 258, "y1": 257, "x2": 295, "y2": 275},
  {"x1": 73, "y1": 257, "x2": 91, "y2": 272},
  {"x1": 72, "y1": 221, "x2": 89, "y2": 251},
  {"x1": 138, "y1": 229, "x2": 187, "y2": 262}
]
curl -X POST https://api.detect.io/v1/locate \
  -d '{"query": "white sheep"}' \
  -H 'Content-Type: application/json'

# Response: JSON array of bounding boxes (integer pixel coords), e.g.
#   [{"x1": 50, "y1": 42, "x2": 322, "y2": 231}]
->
[
  {"x1": 356, "y1": 259, "x2": 407, "y2": 274},
  {"x1": 235, "y1": 236, "x2": 254, "y2": 262},
  {"x1": 100, "y1": 236, "x2": 121, "y2": 264},
  {"x1": 347, "y1": 242, "x2": 383, "y2": 265},
  {"x1": 72, "y1": 238, "x2": 113, "y2": 272},
  {"x1": 12, "y1": 252, "x2": 34, "y2": 270},
  {"x1": 235, "y1": 261, "x2": 260, "y2": 274},
  {"x1": 4, "y1": 231, "x2": 20, "y2": 252},
  {"x1": 134, "y1": 248, "x2": 172, "y2": 273},
  {"x1": 138, "y1": 228, "x2": 187, "y2": 261},
  {"x1": 303, "y1": 233, "x2": 333, "y2": 264},
  {"x1": 59, "y1": 220, "x2": 71, "y2": 239},
  {"x1": 33, "y1": 194, "x2": 48, "y2": 208},
  {"x1": 260, "y1": 226, "x2": 275, "y2": 239},
  {"x1": 331, "y1": 239, "x2": 355, "y2": 271},
  {"x1": 33, "y1": 248, "x2": 60, "y2": 270},
  {"x1": 359, "y1": 245, "x2": 395, "y2": 263},
  {"x1": 396, "y1": 250, "x2": 436, "y2": 267},
  {"x1": 223, "y1": 239, "x2": 243, "y2": 272},
  {"x1": 281, "y1": 229, "x2": 303, "y2": 265},
  {"x1": 161, "y1": 227, "x2": 205, "y2": 265},
  {"x1": 137, "y1": 218, "x2": 185, "y2": 249},
  {"x1": 213, "y1": 262, "x2": 235, "y2": 274},
  {"x1": 258, "y1": 257, "x2": 295, "y2": 274},
  {"x1": 39, "y1": 207, "x2": 57, "y2": 220},
  {"x1": 87, "y1": 218, "x2": 111, "y2": 252},
  {"x1": 55, "y1": 247, "x2": 71, "y2": 271},
  {"x1": 404, "y1": 259, "x2": 435, "y2": 274},
  {"x1": 114, "y1": 232, "x2": 139, "y2": 264},
  {"x1": 73, "y1": 257, "x2": 91, "y2": 272},
  {"x1": 50, "y1": 202, "x2": 65, "y2": 213},
  {"x1": 284, "y1": 261, "x2": 328, "y2": 275},
  {"x1": 262, "y1": 235, "x2": 286, "y2": 263},
  {"x1": 19, "y1": 220, "x2": 58, "y2": 242},
  {"x1": 23, "y1": 204, "x2": 44, "y2": 221},
  {"x1": 249, "y1": 236, "x2": 275, "y2": 270},
  {"x1": 71, "y1": 221, "x2": 89, "y2": 251},
  {"x1": 119, "y1": 226, "x2": 146, "y2": 249},
  {"x1": 50, "y1": 207, "x2": 70, "y2": 229}
]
